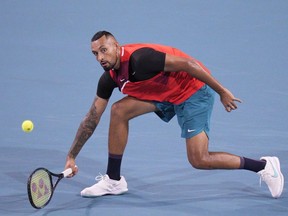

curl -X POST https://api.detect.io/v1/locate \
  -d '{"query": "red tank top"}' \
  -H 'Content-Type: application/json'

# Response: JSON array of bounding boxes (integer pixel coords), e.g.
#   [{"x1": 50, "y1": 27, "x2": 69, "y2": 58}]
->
[{"x1": 109, "y1": 44, "x2": 210, "y2": 104}]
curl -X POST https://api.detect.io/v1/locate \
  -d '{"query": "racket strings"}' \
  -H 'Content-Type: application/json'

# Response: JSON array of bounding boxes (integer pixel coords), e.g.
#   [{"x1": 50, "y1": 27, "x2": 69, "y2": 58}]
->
[{"x1": 29, "y1": 169, "x2": 53, "y2": 208}]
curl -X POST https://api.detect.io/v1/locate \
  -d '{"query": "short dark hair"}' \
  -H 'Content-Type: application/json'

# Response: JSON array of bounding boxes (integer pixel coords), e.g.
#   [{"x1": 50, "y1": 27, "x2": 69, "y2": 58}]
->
[{"x1": 91, "y1": 31, "x2": 114, "y2": 42}]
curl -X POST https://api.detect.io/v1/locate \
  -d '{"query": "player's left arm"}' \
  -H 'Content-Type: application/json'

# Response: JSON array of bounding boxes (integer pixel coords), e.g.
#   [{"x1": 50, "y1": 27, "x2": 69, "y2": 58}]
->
[{"x1": 164, "y1": 53, "x2": 242, "y2": 112}]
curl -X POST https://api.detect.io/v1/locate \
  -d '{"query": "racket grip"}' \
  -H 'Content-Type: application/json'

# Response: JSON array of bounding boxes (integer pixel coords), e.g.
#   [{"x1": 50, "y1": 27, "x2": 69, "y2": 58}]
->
[{"x1": 62, "y1": 168, "x2": 73, "y2": 177}]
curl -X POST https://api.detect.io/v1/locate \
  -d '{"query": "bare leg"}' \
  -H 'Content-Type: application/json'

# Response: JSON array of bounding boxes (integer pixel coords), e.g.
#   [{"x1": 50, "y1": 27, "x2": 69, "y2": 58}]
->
[
  {"x1": 186, "y1": 131, "x2": 241, "y2": 169},
  {"x1": 108, "y1": 96, "x2": 157, "y2": 155}
]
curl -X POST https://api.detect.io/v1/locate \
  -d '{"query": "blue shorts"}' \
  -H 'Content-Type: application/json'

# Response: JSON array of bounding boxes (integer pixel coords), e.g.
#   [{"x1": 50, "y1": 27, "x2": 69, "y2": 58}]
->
[{"x1": 154, "y1": 85, "x2": 215, "y2": 139}]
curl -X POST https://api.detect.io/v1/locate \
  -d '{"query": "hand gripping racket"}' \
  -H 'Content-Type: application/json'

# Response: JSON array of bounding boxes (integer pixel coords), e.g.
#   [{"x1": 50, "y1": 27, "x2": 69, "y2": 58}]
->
[{"x1": 27, "y1": 167, "x2": 72, "y2": 209}]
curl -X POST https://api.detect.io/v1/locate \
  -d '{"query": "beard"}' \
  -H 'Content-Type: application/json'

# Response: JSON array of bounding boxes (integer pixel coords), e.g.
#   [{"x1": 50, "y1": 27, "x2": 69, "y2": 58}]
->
[
  {"x1": 100, "y1": 53, "x2": 119, "y2": 71},
  {"x1": 102, "y1": 65, "x2": 112, "y2": 71},
  {"x1": 101, "y1": 61, "x2": 116, "y2": 71}
]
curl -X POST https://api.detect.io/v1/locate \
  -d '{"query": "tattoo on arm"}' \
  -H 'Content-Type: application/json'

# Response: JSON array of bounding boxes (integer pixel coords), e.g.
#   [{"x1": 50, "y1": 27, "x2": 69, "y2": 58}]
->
[{"x1": 68, "y1": 99, "x2": 100, "y2": 159}]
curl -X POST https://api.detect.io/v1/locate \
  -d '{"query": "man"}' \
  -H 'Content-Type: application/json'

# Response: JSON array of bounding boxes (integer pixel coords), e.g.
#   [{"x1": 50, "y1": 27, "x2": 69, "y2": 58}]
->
[{"x1": 65, "y1": 31, "x2": 284, "y2": 198}]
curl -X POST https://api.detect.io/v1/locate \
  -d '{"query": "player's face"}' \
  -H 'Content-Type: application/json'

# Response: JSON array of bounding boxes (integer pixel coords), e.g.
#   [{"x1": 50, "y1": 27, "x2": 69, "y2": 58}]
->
[{"x1": 91, "y1": 36, "x2": 120, "y2": 71}]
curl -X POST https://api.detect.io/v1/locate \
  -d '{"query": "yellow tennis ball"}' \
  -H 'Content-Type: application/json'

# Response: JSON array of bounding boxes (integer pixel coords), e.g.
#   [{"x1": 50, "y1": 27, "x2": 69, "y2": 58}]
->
[{"x1": 22, "y1": 120, "x2": 34, "y2": 133}]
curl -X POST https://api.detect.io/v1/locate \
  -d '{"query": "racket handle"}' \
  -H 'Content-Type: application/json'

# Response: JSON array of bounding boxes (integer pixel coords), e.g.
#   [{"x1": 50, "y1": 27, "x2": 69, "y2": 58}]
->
[{"x1": 62, "y1": 168, "x2": 73, "y2": 177}]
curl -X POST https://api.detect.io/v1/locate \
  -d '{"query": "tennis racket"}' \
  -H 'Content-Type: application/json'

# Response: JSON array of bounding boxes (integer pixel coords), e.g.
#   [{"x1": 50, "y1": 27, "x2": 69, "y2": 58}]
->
[{"x1": 27, "y1": 167, "x2": 72, "y2": 209}]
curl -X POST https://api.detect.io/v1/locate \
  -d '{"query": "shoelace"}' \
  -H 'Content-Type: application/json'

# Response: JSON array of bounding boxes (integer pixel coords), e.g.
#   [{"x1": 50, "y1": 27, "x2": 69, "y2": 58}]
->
[
  {"x1": 259, "y1": 171, "x2": 270, "y2": 187},
  {"x1": 259, "y1": 176, "x2": 263, "y2": 187},
  {"x1": 94, "y1": 173, "x2": 119, "y2": 192},
  {"x1": 95, "y1": 173, "x2": 108, "y2": 182}
]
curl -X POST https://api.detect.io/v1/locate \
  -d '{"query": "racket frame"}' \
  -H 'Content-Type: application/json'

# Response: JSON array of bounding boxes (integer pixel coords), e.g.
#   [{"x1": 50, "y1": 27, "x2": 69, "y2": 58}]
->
[{"x1": 27, "y1": 167, "x2": 71, "y2": 209}]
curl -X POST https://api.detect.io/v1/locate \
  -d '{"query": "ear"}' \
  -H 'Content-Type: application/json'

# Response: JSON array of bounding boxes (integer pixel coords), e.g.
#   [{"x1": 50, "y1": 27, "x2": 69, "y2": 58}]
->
[{"x1": 114, "y1": 41, "x2": 120, "y2": 49}]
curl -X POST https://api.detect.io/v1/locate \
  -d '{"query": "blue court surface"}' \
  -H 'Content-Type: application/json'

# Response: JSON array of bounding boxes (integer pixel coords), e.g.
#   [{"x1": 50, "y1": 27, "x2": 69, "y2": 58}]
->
[{"x1": 1, "y1": 1, "x2": 288, "y2": 215}]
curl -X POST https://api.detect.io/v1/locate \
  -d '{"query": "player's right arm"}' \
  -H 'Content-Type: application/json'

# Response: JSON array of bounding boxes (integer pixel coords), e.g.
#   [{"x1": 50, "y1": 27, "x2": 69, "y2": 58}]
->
[
  {"x1": 65, "y1": 71, "x2": 117, "y2": 177},
  {"x1": 65, "y1": 96, "x2": 108, "y2": 176}
]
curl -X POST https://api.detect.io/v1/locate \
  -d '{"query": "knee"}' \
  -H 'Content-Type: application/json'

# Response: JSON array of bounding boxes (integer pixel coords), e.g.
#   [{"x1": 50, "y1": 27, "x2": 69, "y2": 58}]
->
[
  {"x1": 187, "y1": 155, "x2": 211, "y2": 170},
  {"x1": 111, "y1": 102, "x2": 127, "y2": 119}
]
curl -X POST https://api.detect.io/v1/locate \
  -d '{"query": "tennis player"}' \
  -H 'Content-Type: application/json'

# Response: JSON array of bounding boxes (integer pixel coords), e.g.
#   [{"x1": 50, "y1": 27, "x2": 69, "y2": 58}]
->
[{"x1": 64, "y1": 31, "x2": 284, "y2": 198}]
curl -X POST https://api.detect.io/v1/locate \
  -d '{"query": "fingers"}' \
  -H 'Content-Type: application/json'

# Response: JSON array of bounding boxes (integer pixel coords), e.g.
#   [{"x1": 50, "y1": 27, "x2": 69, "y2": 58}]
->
[
  {"x1": 233, "y1": 98, "x2": 242, "y2": 103},
  {"x1": 67, "y1": 165, "x2": 78, "y2": 178},
  {"x1": 220, "y1": 88, "x2": 242, "y2": 112},
  {"x1": 225, "y1": 98, "x2": 242, "y2": 112},
  {"x1": 65, "y1": 157, "x2": 78, "y2": 178}
]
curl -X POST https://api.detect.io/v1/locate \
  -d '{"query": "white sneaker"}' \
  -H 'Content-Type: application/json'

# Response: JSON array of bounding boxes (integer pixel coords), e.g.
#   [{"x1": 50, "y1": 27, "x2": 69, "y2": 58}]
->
[
  {"x1": 257, "y1": 156, "x2": 284, "y2": 198},
  {"x1": 80, "y1": 174, "x2": 128, "y2": 197}
]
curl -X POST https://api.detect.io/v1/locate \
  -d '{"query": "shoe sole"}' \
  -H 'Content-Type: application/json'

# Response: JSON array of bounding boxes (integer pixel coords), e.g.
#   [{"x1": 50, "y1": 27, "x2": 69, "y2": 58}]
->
[{"x1": 81, "y1": 188, "x2": 128, "y2": 198}]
